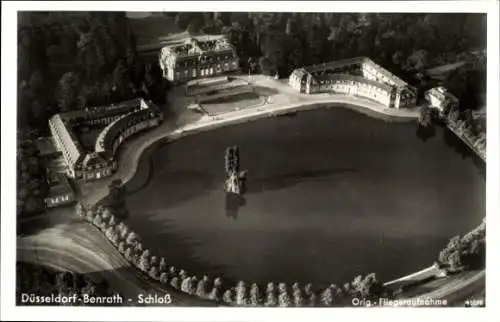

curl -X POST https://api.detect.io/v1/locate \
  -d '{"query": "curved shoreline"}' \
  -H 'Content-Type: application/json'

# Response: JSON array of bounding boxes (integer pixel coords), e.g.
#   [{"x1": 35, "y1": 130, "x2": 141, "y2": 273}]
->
[
  {"x1": 114, "y1": 98, "x2": 419, "y2": 198},
  {"x1": 78, "y1": 94, "x2": 483, "y2": 304}
]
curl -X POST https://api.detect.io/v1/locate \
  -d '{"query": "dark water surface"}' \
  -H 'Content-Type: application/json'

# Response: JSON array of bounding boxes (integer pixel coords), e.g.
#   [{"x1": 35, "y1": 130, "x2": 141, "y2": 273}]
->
[{"x1": 125, "y1": 107, "x2": 485, "y2": 286}]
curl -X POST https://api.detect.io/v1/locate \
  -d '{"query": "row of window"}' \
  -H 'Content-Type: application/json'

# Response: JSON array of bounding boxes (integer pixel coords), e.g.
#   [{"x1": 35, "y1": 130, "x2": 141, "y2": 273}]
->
[
  {"x1": 48, "y1": 194, "x2": 72, "y2": 204},
  {"x1": 175, "y1": 61, "x2": 238, "y2": 80},
  {"x1": 82, "y1": 168, "x2": 113, "y2": 180}
]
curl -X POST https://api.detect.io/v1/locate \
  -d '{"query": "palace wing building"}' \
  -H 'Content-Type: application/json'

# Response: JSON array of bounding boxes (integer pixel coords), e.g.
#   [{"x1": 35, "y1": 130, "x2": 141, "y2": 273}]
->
[
  {"x1": 49, "y1": 98, "x2": 163, "y2": 181},
  {"x1": 425, "y1": 86, "x2": 459, "y2": 114},
  {"x1": 159, "y1": 34, "x2": 240, "y2": 83},
  {"x1": 289, "y1": 57, "x2": 417, "y2": 109}
]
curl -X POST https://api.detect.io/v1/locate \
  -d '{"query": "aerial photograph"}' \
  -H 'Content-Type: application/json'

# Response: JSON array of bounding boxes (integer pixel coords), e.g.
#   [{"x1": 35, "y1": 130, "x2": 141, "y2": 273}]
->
[{"x1": 13, "y1": 9, "x2": 487, "y2": 309}]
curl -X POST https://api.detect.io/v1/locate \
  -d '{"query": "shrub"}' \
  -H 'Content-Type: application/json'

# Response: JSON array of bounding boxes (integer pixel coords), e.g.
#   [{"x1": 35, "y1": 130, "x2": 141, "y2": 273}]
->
[
  {"x1": 264, "y1": 282, "x2": 277, "y2": 307},
  {"x1": 168, "y1": 266, "x2": 177, "y2": 276},
  {"x1": 179, "y1": 269, "x2": 187, "y2": 280},
  {"x1": 249, "y1": 283, "x2": 261, "y2": 306}
]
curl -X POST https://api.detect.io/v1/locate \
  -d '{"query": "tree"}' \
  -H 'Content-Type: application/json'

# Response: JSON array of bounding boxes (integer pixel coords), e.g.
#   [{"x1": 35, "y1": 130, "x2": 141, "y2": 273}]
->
[
  {"x1": 235, "y1": 280, "x2": 247, "y2": 306},
  {"x1": 118, "y1": 241, "x2": 126, "y2": 253},
  {"x1": 112, "y1": 60, "x2": 131, "y2": 100},
  {"x1": 75, "y1": 202, "x2": 85, "y2": 217},
  {"x1": 160, "y1": 272, "x2": 169, "y2": 284},
  {"x1": 222, "y1": 289, "x2": 234, "y2": 304},
  {"x1": 195, "y1": 276, "x2": 209, "y2": 298},
  {"x1": 258, "y1": 56, "x2": 274, "y2": 76},
  {"x1": 278, "y1": 283, "x2": 292, "y2": 307},
  {"x1": 77, "y1": 30, "x2": 106, "y2": 79},
  {"x1": 351, "y1": 273, "x2": 385, "y2": 300},
  {"x1": 264, "y1": 282, "x2": 277, "y2": 307},
  {"x1": 320, "y1": 285, "x2": 334, "y2": 306},
  {"x1": 449, "y1": 107, "x2": 461, "y2": 123},
  {"x1": 249, "y1": 283, "x2": 261, "y2": 306},
  {"x1": 304, "y1": 283, "x2": 316, "y2": 306},
  {"x1": 159, "y1": 257, "x2": 167, "y2": 272},
  {"x1": 419, "y1": 106, "x2": 435, "y2": 127},
  {"x1": 58, "y1": 72, "x2": 81, "y2": 112},
  {"x1": 181, "y1": 276, "x2": 193, "y2": 294},
  {"x1": 150, "y1": 256, "x2": 158, "y2": 267},
  {"x1": 208, "y1": 277, "x2": 223, "y2": 301},
  {"x1": 124, "y1": 247, "x2": 134, "y2": 261},
  {"x1": 126, "y1": 232, "x2": 137, "y2": 245},
  {"x1": 140, "y1": 250, "x2": 151, "y2": 271},
  {"x1": 292, "y1": 283, "x2": 304, "y2": 307},
  {"x1": 93, "y1": 215, "x2": 103, "y2": 227},
  {"x1": 170, "y1": 277, "x2": 180, "y2": 289},
  {"x1": 108, "y1": 215, "x2": 117, "y2": 227},
  {"x1": 179, "y1": 269, "x2": 188, "y2": 280},
  {"x1": 149, "y1": 266, "x2": 159, "y2": 280},
  {"x1": 118, "y1": 224, "x2": 129, "y2": 240}
]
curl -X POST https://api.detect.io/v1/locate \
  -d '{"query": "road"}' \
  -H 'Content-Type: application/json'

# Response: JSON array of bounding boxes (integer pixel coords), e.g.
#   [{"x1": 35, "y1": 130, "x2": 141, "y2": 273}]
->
[
  {"x1": 18, "y1": 213, "x2": 216, "y2": 306},
  {"x1": 413, "y1": 270, "x2": 485, "y2": 307}
]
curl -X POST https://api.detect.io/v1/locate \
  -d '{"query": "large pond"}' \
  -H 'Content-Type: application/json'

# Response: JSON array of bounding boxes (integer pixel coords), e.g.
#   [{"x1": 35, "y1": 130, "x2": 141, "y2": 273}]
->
[{"x1": 124, "y1": 106, "x2": 485, "y2": 286}]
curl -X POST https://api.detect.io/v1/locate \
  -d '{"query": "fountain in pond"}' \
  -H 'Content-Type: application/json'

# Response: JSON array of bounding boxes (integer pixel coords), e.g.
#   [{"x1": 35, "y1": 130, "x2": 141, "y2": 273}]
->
[{"x1": 223, "y1": 146, "x2": 247, "y2": 195}]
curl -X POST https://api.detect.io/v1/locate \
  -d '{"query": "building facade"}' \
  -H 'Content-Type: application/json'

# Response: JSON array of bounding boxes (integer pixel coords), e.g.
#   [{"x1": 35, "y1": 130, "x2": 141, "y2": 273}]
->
[
  {"x1": 49, "y1": 98, "x2": 163, "y2": 181},
  {"x1": 289, "y1": 57, "x2": 417, "y2": 109},
  {"x1": 159, "y1": 34, "x2": 240, "y2": 83},
  {"x1": 425, "y1": 86, "x2": 459, "y2": 114}
]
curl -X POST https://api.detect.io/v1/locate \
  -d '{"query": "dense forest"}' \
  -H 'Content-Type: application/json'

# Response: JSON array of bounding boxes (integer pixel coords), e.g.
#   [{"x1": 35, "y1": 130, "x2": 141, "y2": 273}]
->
[
  {"x1": 17, "y1": 12, "x2": 487, "y2": 135},
  {"x1": 18, "y1": 12, "x2": 167, "y2": 137},
  {"x1": 171, "y1": 13, "x2": 486, "y2": 90}
]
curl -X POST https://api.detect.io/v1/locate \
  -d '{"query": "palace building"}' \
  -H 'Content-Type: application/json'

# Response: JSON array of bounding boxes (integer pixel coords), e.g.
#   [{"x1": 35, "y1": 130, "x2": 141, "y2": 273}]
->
[
  {"x1": 289, "y1": 57, "x2": 417, "y2": 109},
  {"x1": 159, "y1": 34, "x2": 240, "y2": 83},
  {"x1": 425, "y1": 86, "x2": 459, "y2": 114},
  {"x1": 49, "y1": 98, "x2": 163, "y2": 181}
]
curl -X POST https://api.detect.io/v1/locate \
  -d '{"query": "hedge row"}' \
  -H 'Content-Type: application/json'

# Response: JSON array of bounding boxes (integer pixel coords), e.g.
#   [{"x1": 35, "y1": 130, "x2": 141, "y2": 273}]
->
[{"x1": 76, "y1": 203, "x2": 389, "y2": 307}]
